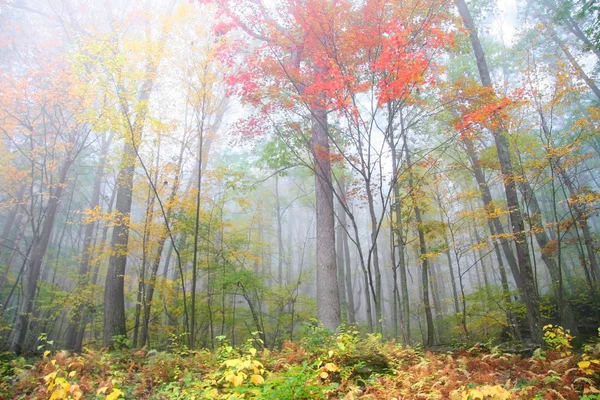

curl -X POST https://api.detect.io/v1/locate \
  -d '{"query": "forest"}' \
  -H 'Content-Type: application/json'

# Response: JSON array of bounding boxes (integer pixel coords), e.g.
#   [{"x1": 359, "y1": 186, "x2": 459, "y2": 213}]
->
[{"x1": 0, "y1": 0, "x2": 600, "y2": 398}]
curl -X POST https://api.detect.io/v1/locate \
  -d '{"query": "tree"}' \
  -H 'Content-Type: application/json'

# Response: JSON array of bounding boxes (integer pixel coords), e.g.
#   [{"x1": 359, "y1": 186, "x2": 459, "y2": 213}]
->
[
  {"x1": 455, "y1": 0, "x2": 543, "y2": 343},
  {"x1": 0, "y1": 60, "x2": 93, "y2": 353}
]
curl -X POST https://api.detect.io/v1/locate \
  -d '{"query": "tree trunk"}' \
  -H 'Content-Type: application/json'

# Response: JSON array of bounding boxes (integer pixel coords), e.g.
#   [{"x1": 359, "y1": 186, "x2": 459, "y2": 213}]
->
[
  {"x1": 338, "y1": 178, "x2": 356, "y2": 324},
  {"x1": 365, "y1": 185, "x2": 383, "y2": 333},
  {"x1": 404, "y1": 137, "x2": 434, "y2": 347},
  {"x1": 311, "y1": 103, "x2": 341, "y2": 331},
  {"x1": 103, "y1": 139, "x2": 136, "y2": 346},
  {"x1": 388, "y1": 123, "x2": 411, "y2": 344},
  {"x1": 336, "y1": 205, "x2": 348, "y2": 322}
]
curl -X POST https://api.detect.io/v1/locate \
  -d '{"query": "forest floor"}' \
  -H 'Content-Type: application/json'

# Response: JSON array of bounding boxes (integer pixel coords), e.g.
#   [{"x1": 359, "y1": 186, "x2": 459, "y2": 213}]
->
[{"x1": 1, "y1": 330, "x2": 599, "y2": 399}]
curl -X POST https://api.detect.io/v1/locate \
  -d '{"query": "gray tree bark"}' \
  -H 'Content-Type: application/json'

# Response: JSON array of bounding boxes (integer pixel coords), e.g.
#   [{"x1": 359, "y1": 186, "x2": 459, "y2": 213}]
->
[{"x1": 312, "y1": 103, "x2": 341, "y2": 331}]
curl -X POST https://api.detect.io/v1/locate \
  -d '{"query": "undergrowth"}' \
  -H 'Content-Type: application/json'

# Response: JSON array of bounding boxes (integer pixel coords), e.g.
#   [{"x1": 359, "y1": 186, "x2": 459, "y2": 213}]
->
[{"x1": 0, "y1": 325, "x2": 599, "y2": 399}]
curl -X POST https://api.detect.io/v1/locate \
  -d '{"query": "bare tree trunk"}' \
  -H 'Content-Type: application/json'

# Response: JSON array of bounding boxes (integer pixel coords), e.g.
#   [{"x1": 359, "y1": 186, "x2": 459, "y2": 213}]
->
[
  {"x1": 366, "y1": 185, "x2": 383, "y2": 333},
  {"x1": 338, "y1": 177, "x2": 356, "y2": 324},
  {"x1": 388, "y1": 123, "x2": 410, "y2": 344},
  {"x1": 336, "y1": 205, "x2": 348, "y2": 322},
  {"x1": 404, "y1": 137, "x2": 434, "y2": 347},
  {"x1": 275, "y1": 175, "x2": 284, "y2": 285},
  {"x1": 438, "y1": 205, "x2": 460, "y2": 315},
  {"x1": 312, "y1": 103, "x2": 341, "y2": 331},
  {"x1": 133, "y1": 182, "x2": 156, "y2": 348}
]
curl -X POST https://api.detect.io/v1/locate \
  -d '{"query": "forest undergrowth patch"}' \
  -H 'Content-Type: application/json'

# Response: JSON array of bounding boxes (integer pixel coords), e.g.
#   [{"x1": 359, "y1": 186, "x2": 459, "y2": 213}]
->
[{"x1": 1, "y1": 326, "x2": 599, "y2": 399}]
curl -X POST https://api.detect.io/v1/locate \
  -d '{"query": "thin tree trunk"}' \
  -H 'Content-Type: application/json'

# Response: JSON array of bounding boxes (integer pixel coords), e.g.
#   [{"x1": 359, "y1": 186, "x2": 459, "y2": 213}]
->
[
  {"x1": 388, "y1": 124, "x2": 410, "y2": 344},
  {"x1": 404, "y1": 137, "x2": 434, "y2": 347},
  {"x1": 336, "y1": 204, "x2": 348, "y2": 322},
  {"x1": 275, "y1": 175, "x2": 284, "y2": 285},
  {"x1": 338, "y1": 177, "x2": 356, "y2": 324}
]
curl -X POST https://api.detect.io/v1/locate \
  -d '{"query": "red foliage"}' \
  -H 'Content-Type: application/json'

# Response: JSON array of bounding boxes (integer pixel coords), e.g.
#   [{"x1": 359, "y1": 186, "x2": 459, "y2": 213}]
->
[{"x1": 210, "y1": 0, "x2": 455, "y2": 120}]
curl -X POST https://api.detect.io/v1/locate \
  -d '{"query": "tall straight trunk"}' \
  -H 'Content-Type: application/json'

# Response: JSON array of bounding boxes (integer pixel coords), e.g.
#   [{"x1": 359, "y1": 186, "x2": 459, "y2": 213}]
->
[
  {"x1": 275, "y1": 175, "x2": 284, "y2": 285},
  {"x1": 404, "y1": 137, "x2": 434, "y2": 346},
  {"x1": 10, "y1": 160, "x2": 71, "y2": 354},
  {"x1": 443, "y1": 232, "x2": 460, "y2": 315},
  {"x1": 338, "y1": 178, "x2": 356, "y2": 324},
  {"x1": 472, "y1": 225, "x2": 492, "y2": 304},
  {"x1": 133, "y1": 135, "x2": 162, "y2": 348},
  {"x1": 438, "y1": 202, "x2": 460, "y2": 315},
  {"x1": 336, "y1": 206, "x2": 348, "y2": 321},
  {"x1": 65, "y1": 135, "x2": 112, "y2": 351},
  {"x1": 365, "y1": 185, "x2": 383, "y2": 333},
  {"x1": 311, "y1": 103, "x2": 341, "y2": 331},
  {"x1": 190, "y1": 105, "x2": 205, "y2": 350},
  {"x1": 429, "y1": 262, "x2": 443, "y2": 324},
  {"x1": 388, "y1": 124, "x2": 410, "y2": 344},
  {"x1": 133, "y1": 182, "x2": 156, "y2": 348},
  {"x1": 103, "y1": 140, "x2": 136, "y2": 346},
  {"x1": 455, "y1": 0, "x2": 542, "y2": 343},
  {"x1": 389, "y1": 216, "x2": 400, "y2": 337}
]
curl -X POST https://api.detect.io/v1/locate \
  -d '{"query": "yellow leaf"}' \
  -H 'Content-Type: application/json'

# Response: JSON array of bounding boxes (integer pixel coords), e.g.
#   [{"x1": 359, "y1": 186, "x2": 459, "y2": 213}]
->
[
  {"x1": 49, "y1": 388, "x2": 68, "y2": 400},
  {"x1": 223, "y1": 359, "x2": 241, "y2": 368},
  {"x1": 106, "y1": 388, "x2": 123, "y2": 400},
  {"x1": 97, "y1": 387, "x2": 109, "y2": 394},
  {"x1": 232, "y1": 374, "x2": 244, "y2": 387},
  {"x1": 325, "y1": 362, "x2": 339, "y2": 372},
  {"x1": 469, "y1": 389, "x2": 483, "y2": 400},
  {"x1": 44, "y1": 371, "x2": 57, "y2": 383},
  {"x1": 249, "y1": 348, "x2": 257, "y2": 357},
  {"x1": 579, "y1": 360, "x2": 591, "y2": 369},
  {"x1": 68, "y1": 370, "x2": 77, "y2": 378},
  {"x1": 251, "y1": 374, "x2": 264, "y2": 384},
  {"x1": 328, "y1": 350, "x2": 334, "y2": 358},
  {"x1": 319, "y1": 371, "x2": 329, "y2": 379}
]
